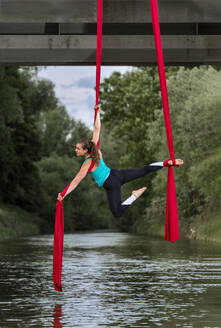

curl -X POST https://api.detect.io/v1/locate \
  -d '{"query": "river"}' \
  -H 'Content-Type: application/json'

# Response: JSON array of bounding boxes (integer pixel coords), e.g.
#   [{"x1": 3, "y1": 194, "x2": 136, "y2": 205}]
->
[{"x1": 0, "y1": 231, "x2": 221, "y2": 327}]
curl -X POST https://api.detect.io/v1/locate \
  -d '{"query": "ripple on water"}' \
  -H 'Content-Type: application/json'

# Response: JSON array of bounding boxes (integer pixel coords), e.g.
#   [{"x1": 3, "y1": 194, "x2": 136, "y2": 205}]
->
[{"x1": 1, "y1": 232, "x2": 221, "y2": 327}]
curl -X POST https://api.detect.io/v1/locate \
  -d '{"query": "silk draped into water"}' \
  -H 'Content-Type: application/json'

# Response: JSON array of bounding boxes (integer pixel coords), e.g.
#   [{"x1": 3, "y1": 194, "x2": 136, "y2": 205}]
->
[
  {"x1": 53, "y1": 0, "x2": 103, "y2": 292},
  {"x1": 53, "y1": 0, "x2": 179, "y2": 292},
  {"x1": 150, "y1": 0, "x2": 179, "y2": 242}
]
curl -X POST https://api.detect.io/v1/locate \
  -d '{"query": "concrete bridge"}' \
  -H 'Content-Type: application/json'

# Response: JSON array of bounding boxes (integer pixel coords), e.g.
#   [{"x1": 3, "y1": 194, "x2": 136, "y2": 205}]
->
[{"x1": 0, "y1": 0, "x2": 221, "y2": 66}]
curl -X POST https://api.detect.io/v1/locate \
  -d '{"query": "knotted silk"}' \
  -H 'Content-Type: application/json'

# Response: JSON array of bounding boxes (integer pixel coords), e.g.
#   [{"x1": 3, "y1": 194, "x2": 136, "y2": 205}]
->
[
  {"x1": 53, "y1": 0, "x2": 103, "y2": 291},
  {"x1": 150, "y1": 0, "x2": 179, "y2": 242}
]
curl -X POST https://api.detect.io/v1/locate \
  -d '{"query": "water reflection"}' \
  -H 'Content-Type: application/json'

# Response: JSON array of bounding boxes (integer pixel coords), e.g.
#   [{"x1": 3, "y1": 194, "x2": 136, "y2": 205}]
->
[
  {"x1": 0, "y1": 232, "x2": 221, "y2": 327},
  {"x1": 53, "y1": 305, "x2": 62, "y2": 328}
]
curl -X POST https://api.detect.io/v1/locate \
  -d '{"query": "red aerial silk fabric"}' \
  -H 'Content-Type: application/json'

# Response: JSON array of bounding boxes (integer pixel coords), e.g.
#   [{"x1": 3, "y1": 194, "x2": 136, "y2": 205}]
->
[
  {"x1": 53, "y1": 0, "x2": 103, "y2": 291},
  {"x1": 53, "y1": 305, "x2": 63, "y2": 328},
  {"x1": 87, "y1": 0, "x2": 103, "y2": 176},
  {"x1": 150, "y1": 0, "x2": 179, "y2": 243},
  {"x1": 53, "y1": 183, "x2": 70, "y2": 291}
]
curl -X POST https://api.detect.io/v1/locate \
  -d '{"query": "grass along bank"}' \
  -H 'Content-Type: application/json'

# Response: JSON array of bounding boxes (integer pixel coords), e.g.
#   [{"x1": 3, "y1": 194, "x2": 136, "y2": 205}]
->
[
  {"x1": 133, "y1": 215, "x2": 165, "y2": 239},
  {"x1": 133, "y1": 209, "x2": 221, "y2": 244},
  {"x1": 188, "y1": 209, "x2": 221, "y2": 243},
  {"x1": 0, "y1": 203, "x2": 45, "y2": 242}
]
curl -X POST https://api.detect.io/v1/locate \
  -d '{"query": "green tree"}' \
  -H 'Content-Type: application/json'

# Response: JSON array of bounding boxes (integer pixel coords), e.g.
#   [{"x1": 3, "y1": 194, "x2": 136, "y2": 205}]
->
[
  {"x1": 143, "y1": 66, "x2": 221, "y2": 232},
  {"x1": 0, "y1": 66, "x2": 42, "y2": 211},
  {"x1": 98, "y1": 66, "x2": 178, "y2": 230}
]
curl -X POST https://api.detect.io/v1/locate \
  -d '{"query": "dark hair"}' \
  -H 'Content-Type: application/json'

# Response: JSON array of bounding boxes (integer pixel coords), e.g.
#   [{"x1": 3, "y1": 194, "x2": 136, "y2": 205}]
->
[{"x1": 78, "y1": 139, "x2": 100, "y2": 166}]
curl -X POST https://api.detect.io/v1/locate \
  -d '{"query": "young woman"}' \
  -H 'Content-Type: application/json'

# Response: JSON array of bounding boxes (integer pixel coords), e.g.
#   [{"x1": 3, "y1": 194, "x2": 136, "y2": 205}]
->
[{"x1": 57, "y1": 105, "x2": 184, "y2": 217}]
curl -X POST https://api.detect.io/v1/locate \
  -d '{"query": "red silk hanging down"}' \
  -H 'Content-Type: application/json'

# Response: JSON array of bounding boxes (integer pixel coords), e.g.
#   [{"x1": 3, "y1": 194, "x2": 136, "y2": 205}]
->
[
  {"x1": 53, "y1": 0, "x2": 103, "y2": 292},
  {"x1": 53, "y1": 183, "x2": 70, "y2": 291},
  {"x1": 88, "y1": 0, "x2": 103, "y2": 175},
  {"x1": 150, "y1": 0, "x2": 179, "y2": 243}
]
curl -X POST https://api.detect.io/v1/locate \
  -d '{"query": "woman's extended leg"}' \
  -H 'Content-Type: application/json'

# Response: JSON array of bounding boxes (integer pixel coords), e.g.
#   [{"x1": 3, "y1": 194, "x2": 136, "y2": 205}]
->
[
  {"x1": 105, "y1": 185, "x2": 147, "y2": 218},
  {"x1": 103, "y1": 160, "x2": 183, "y2": 218},
  {"x1": 103, "y1": 171, "x2": 149, "y2": 218},
  {"x1": 118, "y1": 162, "x2": 164, "y2": 185},
  {"x1": 105, "y1": 184, "x2": 128, "y2": 218}
]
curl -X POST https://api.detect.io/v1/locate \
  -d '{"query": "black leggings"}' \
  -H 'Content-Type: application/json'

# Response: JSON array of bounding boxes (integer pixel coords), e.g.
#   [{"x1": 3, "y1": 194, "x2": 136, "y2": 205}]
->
[{"x1": 102, "y1": 164, "x2": 163, "y2": 218}]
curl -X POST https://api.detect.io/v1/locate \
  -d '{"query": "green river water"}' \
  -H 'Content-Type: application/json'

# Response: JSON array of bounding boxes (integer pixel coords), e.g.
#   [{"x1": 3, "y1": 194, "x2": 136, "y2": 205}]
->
[{"x1": 0, "y1": 231, "x2": 221, "y2": 327}]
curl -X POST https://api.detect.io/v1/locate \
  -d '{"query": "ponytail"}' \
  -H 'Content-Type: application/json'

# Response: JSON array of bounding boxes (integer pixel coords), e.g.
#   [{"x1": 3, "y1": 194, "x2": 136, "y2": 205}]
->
[{"x1": 79, "y1": 139, "x2": 100, "y2": 166}]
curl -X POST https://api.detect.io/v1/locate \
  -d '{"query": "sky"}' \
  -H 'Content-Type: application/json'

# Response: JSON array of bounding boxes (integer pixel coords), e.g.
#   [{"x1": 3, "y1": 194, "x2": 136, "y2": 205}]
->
[{"x1": 37, "y1": 66, "x2": 132, "y2": 129}]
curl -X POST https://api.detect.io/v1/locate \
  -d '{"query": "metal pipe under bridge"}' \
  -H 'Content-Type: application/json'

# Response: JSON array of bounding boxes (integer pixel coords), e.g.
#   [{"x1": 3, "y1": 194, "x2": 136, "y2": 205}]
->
[{"x1": 0, "y1": 0, "x2": 221, "y2": 66}]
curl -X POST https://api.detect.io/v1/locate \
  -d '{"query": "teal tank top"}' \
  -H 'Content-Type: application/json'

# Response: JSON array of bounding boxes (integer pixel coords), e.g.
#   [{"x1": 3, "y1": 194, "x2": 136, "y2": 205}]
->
[{"x1": 83, "y1": 157, "x2": 111, "y2": 187}]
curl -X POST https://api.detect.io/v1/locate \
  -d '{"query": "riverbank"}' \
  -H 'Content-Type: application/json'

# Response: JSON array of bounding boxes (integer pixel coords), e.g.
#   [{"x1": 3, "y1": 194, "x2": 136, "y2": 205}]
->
[
  {"x1": 1, "y1": 202, "x2": 221, "y2": 244},
  {"x1": 133, "y1": 209, "x2": 221, "y2": 244},
  {"x1": 188, "y1": 210, "x2": 221, "y2": 243},
  {"x1": 0, "y1": 203, "x2": 44, "y2": 242}
]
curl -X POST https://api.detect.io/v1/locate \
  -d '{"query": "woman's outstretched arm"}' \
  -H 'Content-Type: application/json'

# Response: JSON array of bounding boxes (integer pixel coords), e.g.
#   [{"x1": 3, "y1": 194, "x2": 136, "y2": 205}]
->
[
  {"x1": 57, "y1": 160, "x2": 92, "y2": 201},
  {"x1": 92, "y1": 105, "x2": 101, "y2": 146}
]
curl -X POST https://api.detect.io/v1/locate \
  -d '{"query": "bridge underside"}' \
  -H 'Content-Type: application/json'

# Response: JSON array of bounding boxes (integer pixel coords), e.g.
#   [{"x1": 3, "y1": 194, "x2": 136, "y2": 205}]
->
[{"x1": 0, "y1": 0, "x2": 221, "y2": 66}]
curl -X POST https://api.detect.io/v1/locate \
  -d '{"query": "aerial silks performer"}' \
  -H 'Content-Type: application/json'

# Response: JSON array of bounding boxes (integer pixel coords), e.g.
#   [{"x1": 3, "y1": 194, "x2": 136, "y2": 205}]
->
[
  {"x1": 53, "y1": 0, "x2": 182, "y2": 292},
  {"x1": 57, "y1": 107, "x2": 183, "y2": 218}
]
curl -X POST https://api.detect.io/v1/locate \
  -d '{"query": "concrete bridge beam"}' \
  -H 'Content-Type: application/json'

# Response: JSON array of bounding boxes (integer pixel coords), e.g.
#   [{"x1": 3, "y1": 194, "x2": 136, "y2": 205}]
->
[
  {"x1": 0, "y1": 0, "x2": 221, "y2": 65},
  {"x1": 0, "y1": 35, "x2": 220, "y2": 65},
  {"x1": 0, "y1": 0, "x2": 221, "y2": 23}
]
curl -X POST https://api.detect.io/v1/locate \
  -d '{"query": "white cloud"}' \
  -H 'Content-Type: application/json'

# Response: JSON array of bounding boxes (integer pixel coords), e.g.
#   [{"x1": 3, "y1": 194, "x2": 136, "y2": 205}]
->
[{"x1": 37, "y1": 66, "x2": 132, "y2": 129}]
